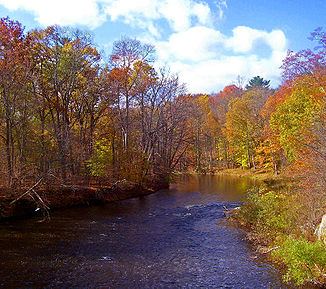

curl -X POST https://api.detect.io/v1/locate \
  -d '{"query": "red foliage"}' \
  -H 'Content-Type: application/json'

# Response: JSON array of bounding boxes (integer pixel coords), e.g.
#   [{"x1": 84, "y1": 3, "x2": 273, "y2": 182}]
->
[
  {"x1": 281, "y1": 28, "x2": 326, "y2": 83},
  {"x1": 261, "y1": 82, "x2": 292, "y2": 120}
]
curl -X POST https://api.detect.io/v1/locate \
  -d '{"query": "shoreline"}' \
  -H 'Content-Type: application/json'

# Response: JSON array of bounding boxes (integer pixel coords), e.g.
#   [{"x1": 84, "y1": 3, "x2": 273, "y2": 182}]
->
[
  {"x1": 220, "y1": 169, "x2": 325, "y2": 288},
  {"x1": 214, "y1": 168, "x2": 293, "y2": 185},
  {"x1": 0, "y1": 179, "x2": 169, "y2": 221}
]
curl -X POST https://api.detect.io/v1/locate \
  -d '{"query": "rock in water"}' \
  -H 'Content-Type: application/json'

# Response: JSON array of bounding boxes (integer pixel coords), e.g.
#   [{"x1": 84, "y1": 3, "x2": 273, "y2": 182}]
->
[{"x1": 316, "y1": 214, "x2": 326, "y2": 246}]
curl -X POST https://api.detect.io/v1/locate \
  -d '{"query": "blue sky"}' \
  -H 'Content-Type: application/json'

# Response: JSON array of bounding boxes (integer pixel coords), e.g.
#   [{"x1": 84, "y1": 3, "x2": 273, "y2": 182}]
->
[{"x1": 0, "y1": 0, "x2": 325, "y2": 93}]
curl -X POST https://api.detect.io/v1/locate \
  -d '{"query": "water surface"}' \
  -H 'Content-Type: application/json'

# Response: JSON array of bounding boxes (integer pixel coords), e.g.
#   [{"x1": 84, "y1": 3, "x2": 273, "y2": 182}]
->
[{"x1": 0, "y1": 174, "x2": 289, "y2": 288}]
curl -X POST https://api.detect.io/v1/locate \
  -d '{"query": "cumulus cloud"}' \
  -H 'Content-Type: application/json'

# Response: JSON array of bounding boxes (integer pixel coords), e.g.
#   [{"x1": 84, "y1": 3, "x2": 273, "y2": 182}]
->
[
  {"x1": 155, "y1": 26, "x2": 288, "y2": 93},
  {"x1": 156, "y1": 26, "x2": 225, "y2": 62},
  {"x1": 0, "y1": 0, "x2": 213, "y2": 33},
  {"x1": 226, "y1": 26, "x2": 287, "y2": 53},
  {"x1": 0, "y1": 0, "x2": 108, "y2": 28},
  {"x1": 170, "y1": 53, "x2": 287, "y2": 93},
  {"x1": 0, "y1": 0, "x2": 288, "y2": 92},
  {"x1": 103, "y1": 0, "x2": 212, "y2": 34}
]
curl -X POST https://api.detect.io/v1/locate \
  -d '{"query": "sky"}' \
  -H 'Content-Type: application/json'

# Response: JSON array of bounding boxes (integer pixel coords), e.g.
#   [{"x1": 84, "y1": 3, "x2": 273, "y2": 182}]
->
[{"x1": 0, "y1": 0, "x2": 325, "y2": 93}]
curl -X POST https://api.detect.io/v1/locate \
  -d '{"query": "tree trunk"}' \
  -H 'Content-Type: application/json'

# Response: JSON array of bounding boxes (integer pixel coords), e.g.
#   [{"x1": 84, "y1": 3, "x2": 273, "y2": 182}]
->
[
  {"x1": 246, "y1": 127, "x2": 252, "y2": 169},
  {"x1": 222, "y1": 138, "x2": 228, "y2": 168},
  {"x1": 270, "y1": 140, "x2": 278, "y2": 175},
  {"x1": 5, "y1": 117, "x2": 13, "y2": 188}
]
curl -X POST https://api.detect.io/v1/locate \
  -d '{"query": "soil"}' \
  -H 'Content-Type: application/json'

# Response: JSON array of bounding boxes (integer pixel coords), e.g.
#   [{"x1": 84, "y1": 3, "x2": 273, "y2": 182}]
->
[{"x1": 0, "y1": 179, "x2": 169, "y2": 221}]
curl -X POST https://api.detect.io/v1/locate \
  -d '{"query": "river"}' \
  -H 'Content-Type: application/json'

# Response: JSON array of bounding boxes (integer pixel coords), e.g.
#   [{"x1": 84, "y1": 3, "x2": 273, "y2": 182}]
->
[{"x1": 0, "y1": 174, "x2": 289, "y2": 288}]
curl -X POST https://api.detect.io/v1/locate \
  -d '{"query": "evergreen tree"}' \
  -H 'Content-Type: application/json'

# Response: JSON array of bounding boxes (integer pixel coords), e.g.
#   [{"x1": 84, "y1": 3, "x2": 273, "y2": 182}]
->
[{"x1": 246, "y1": 76, "x2": 270, "y2": 89}]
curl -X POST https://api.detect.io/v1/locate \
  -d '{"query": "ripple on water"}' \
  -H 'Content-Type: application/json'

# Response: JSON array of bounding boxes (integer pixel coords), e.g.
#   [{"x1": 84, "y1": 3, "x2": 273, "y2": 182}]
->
[{"x1": 0, "y1": 175, "x2": 290, "y2": 288}]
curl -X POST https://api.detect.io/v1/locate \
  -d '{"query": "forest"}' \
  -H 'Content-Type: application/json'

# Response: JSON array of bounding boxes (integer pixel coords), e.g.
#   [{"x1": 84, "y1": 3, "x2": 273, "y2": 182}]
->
[{"x1": 0, "y1": 17, "x2": 326, "y2": 285}]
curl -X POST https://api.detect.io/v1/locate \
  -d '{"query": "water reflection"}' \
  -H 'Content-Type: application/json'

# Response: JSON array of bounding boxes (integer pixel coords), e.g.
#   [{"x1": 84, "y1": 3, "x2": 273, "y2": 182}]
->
[
  {"x1": 170, "y1": 174, "x2": 257, "y2": 204},
  {"x1": 0, "y1": 174, "x2": 288, "y2": 288}
]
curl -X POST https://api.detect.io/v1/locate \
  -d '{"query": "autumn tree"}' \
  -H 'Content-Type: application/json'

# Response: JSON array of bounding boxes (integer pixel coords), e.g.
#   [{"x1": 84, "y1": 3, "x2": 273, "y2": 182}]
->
[
  {"x1": 110, "y1": 37, "x2": 155, "y2": 153},
  {"x1": 259, "y1": 85, "x2": 293, "y2": 174},
  {"x1": 0, "y1": 17, "x2": 30, "y2": 187},
  {"x1": 28, "y1": 26, "x2": 101, "y2": 182},
  {"x1": 209, "y1": 85, "x2": 242, "y2": 168},
  {"x1": 184, "y1": 94, "x2": 218, "y2": 172},
  {"x1": 266, "y1": 27, "x2": 326, "y2": 226},
  {"x1": 226, "y1": 87, "x2": 271, "y2": 169}
]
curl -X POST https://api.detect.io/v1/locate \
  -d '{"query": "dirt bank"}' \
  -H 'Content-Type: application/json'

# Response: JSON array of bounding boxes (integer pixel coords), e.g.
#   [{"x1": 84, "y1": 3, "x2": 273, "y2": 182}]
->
[{"x1": 0, "y1": 179, "x2": 169, "y2": 221}]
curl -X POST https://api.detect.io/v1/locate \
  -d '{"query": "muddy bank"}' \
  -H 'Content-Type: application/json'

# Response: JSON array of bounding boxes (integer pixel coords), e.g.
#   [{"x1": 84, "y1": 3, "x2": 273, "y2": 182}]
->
[{"x1": 0, "y1": 179, "x2": 169, "y2": 221}]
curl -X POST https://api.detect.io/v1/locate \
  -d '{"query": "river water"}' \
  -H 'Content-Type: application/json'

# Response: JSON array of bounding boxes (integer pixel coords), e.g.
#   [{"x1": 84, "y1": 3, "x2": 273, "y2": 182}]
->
[{"x1": 0, "y1": 174, "x2": 289, "y2": 288}]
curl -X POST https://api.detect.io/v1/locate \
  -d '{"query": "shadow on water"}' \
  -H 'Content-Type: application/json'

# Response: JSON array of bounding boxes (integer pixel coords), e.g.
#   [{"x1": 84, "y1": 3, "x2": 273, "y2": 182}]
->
[{"x1": 0, "y1": 174, "x2": 293, "y2": 288}]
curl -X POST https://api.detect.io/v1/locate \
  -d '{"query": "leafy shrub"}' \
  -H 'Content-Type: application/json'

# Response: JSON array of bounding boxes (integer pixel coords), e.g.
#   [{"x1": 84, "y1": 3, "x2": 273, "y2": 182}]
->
[
  {"x1": 236, "y1": 186, "x2": 297, "y2": 241},
  {"x1": 273, "y1": 237, "x2": 326, "y2": 285}
]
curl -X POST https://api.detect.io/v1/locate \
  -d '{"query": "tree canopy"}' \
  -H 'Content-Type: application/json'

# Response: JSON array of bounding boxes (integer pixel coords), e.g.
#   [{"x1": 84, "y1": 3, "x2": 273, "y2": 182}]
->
[{"x1": 246, "y1": 76, "x2": 270, "y2": 89}]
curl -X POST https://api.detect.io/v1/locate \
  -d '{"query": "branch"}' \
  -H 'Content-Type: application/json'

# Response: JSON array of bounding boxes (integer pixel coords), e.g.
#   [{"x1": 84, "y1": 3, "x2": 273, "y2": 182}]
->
[
  {"x1": 261, "y1": 246, "x2": 280, "y2": 254},
  {"x1": 10, "y1": 177, "x2": 44, "y2": 205}
]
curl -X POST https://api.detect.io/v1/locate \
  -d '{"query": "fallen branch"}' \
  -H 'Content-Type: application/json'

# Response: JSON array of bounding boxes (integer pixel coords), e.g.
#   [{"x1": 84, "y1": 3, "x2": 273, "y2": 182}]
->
[
  {"x1": 260, "y1": 246, "x2": 280, "y2": 254},
  {"x1": 10, "y1": 177, "x2": 44, "y2": 205},
  {"x1": 223, "y1": 206, "x2": 240, "y2": 217},
  {"x1": 9, "y1": 177, "x2": 51, "y2": 221},
  {"x1": 31, "y1": 189, "x2": 50, "y2": 210}
]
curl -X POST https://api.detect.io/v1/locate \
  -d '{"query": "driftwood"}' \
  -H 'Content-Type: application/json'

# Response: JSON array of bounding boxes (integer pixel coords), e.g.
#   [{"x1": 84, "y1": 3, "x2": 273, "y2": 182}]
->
[
  {"x1": 252, "y1": 246, "x2": 280, "y2": 260},
  {"x1": 259, "y1": 246, "x2": 280, "y2": 254},
  {"x1": 223, "y1": 205, "x2": 240, "y2": 217},
  {"x1": 1, "y1": 175, "x2": 167, "y2": 221}
]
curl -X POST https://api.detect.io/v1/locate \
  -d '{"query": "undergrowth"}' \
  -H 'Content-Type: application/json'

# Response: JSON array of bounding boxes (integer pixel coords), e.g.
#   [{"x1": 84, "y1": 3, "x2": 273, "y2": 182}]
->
[{"x1": 233, "y1": 186, "x2": 326, "y2": 286}]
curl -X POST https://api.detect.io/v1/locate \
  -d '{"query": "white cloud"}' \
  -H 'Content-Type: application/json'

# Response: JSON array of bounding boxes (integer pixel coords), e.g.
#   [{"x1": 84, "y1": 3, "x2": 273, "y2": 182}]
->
[
  {"x1": 104, "y1": 0, "x2": 159, "y2": 24},
  {"x1": 0, "y1": 0, "x2": 213, "y2": 33},
  {"x1": 226, "y1": 26, "x2": 264, "y2": 53},
  {"x1": 0, "y1": 0, "x2": 288, "y2": 93},
  {"x1": 216, "y1": 0, "x2": 227, "y2": 20},
  {"x1": 266, "y1": 30, "x2": 287, "y2": 51},
  {"x1": 226, "y1": 26, "x2": 287, "y2": 53},
  {"x1": 156, "y1": 26, "x2": 225, "y2": 62},
  {"x1": 0, "y1": 0, "x2": 107, "y2": 28},
  {"x1": 158, "y1": 0, "x2": 211, "y2": 31},
  {"x1": 104, "y1": 0, "x2": 212, "y2": 33},
  {"x1": 172, "y1": 52, "x2": 287, "y2": 93},
  {"x1": 154, "y1": 26, "x2": 288, "y2": 93},
  {"x1": 193, "y1": 2, "x2": 211, "y2": 24}
]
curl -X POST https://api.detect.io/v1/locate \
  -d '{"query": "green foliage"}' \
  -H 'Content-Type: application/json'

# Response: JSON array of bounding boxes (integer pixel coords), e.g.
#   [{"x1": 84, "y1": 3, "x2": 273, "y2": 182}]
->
[
  {"x1": 246, "y1": 76, "x2": 270, "y2": 89},
  {"x1": 238, "y1": 187, "x2": 297, "y2": 240},
  {"x1": 237, "y1": 186, "x2": 326, "y2": 285},
  {"x1": 87, "y1": 140, "x2": 112, "y2": 177},
  {"x1": 273, "y1": 238, "x2": 326, "y2": 285},
  {"x1": 225, "y1": 88, "x2": 271, "y2": 169},
  {"x1": 270, "y1": 84, "x2": 323, "y2": 162}
]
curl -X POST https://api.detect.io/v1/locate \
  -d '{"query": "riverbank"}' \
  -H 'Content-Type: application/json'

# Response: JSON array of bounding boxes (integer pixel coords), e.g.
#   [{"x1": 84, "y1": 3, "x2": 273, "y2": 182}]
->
[
  {"x1": 215, "y1": 168, "x2": 294, "y2": 186},
  {"x1": 221, "y1": 168, "x2": 326, "y2": 287},
  {"x1": 0, "y1": 178, "x2": 169, "y2": 221},
  {"x1": 178, "y1": 168, "x2": 293, "y2": 188}
]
